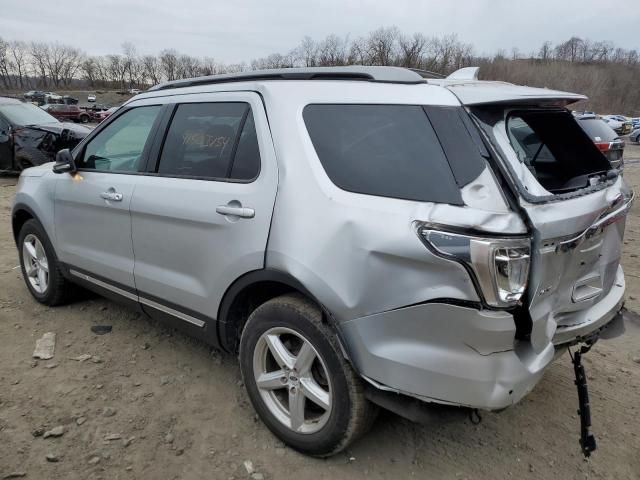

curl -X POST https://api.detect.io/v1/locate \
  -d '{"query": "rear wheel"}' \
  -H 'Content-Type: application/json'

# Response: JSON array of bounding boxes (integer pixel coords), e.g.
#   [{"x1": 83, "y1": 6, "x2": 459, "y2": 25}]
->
[
  {"x1": 79, "y1": 114, "x2": 90, "y2": 124},
  {"x1": 18, "y1": 219, "x2": 73, "y2": 306},
  {"x1": 239, "y1": 293, "x2": 376, "y2": 457}
]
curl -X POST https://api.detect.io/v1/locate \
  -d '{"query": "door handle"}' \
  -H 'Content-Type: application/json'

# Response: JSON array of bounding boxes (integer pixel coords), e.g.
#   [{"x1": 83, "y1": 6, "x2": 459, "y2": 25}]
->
[
  {"x1": 216, "y1": 205, "x2": 255, "y2": 218},
  {"x1": 100, "y1": 191, "x2": 123, "y2": 202}
]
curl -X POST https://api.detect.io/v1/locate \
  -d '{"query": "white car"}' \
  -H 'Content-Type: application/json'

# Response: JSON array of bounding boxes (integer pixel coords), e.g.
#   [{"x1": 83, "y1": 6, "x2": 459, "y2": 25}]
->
[
  {"x1": 129, "y1": 88, "x2": 141, "y2": 95},
  {"x1": 87, "y1": 94, "x2": 96, "y2": 103}
]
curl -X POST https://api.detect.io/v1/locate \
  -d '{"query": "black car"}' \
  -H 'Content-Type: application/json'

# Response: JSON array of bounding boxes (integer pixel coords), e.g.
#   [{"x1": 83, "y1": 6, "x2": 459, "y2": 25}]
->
[
  {"x1": 0, "y1": 97, "x2": 91, "y2": 173},
  {"x1": 576, "y1": 115, "x2": 625, "y2": 169}
]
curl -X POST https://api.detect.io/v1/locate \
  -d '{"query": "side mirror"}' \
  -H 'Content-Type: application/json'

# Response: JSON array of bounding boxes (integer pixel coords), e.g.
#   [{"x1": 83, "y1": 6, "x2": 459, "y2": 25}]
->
[{"x1": 53, "y1": 148, "x2": 77, "y2": 174}]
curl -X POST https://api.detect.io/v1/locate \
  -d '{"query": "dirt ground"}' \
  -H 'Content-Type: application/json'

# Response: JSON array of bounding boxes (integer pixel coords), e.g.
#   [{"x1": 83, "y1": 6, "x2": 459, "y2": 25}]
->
[{"x1": 1, "y1": 146, "x2": 640, "y2": 480}]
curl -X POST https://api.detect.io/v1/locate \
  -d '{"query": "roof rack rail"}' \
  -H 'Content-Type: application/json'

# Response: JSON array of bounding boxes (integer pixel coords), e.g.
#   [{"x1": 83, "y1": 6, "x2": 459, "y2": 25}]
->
[{"x1": 148, "y1": 66, "x2": 426, "y2": 91}]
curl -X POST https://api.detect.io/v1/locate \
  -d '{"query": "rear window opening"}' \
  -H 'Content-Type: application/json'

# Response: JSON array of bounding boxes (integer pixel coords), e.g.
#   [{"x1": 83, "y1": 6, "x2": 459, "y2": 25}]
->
[
  {"x1": 506, "y1": 110, "x2": 612, "y2": 194},
  {"x1": 473, "y1": 108, "x2": 614, "y2": 197}
]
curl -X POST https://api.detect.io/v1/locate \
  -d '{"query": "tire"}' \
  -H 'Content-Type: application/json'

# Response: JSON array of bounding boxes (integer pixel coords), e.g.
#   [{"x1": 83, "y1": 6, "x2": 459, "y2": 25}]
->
[
  {"x1": 239, "y1": 293, "x2": 377, "y2": 457},
  {"x1": 18, "y1": 219, "x2": 73, "y2": 306},
  {"x1": 15, "y1": 147, "x2": 50, "y2": 171},
  {"x1": 79, "y1": 114, "x2": 89, "y2": 124}
]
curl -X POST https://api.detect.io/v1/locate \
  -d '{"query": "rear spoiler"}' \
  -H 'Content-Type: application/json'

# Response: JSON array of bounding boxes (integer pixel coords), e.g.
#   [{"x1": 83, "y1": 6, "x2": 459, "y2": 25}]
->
[{"x1": 431, "y1": 67, "x2": 587, "y2": 107}]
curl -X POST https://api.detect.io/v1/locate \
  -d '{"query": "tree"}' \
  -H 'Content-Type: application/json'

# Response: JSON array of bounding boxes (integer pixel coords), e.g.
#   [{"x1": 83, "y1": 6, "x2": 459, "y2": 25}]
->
[{"x1": 160, "y1": 49, "x2": 178, "y2": 81}]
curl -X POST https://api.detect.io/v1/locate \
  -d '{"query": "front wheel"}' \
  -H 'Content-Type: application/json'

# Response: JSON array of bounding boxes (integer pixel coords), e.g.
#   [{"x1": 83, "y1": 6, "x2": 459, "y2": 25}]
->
[
  {"x1": 18, "y1": 219, "x2": 73, "y2": 306},
  {"x1": 239, "y1": 294, "x2": 376, "y2": 457}
]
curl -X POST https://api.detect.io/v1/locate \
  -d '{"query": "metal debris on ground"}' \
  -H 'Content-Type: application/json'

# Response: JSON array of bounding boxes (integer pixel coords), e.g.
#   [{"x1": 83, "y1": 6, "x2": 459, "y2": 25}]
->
[{"x1": 91, "y1": 325, "x2": 112, "y2": 335}]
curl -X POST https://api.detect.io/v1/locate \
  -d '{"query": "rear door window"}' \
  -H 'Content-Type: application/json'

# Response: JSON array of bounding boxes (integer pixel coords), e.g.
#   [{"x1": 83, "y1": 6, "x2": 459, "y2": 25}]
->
[
  {"x1": 157, "y1": 102, "x2": 258, "y2": 180},
  {"x1": 303, "y1": 104, "x2": 464, "y2": 205}
]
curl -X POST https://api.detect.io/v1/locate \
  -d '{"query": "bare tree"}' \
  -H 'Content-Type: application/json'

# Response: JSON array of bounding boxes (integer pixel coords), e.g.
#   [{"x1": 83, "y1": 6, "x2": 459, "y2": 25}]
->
[
  {"x1": 8, "y1": 41, "x2": 28, "y2": 88},
  {"x1": 398, "y1": 33, "x2": 427, "y2": 68},
  {"x1": 366, "y1": 27, "x2": 398, "y2": 66},
  {"x1": 538, "y1": 41, "x2": 553, "y2": 61},
  {"x1": 142, "y1": 55, "x2": 162, "y2": 85},
  {"x1": 160, "y1": 49, "x2": 179, "y2": 81}
]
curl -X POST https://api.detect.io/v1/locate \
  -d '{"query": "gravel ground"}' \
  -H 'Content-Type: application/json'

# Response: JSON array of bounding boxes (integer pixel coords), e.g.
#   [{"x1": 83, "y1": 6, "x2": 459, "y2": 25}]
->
[{"x1": 0, "y1": 145, "x2": 639, "y2": 480}]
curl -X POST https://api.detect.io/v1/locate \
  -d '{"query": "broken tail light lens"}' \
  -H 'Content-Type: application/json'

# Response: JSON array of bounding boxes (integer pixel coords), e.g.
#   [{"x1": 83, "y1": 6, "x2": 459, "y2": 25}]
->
[{"x1": 420, "y1": 228, "x2": 530, "y2": 307}]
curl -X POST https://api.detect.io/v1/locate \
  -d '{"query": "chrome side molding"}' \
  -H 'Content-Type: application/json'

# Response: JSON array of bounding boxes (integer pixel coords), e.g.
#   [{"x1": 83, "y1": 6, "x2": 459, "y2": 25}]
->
[{"x1": 69, "y1": 270, "x2": 206, "y2": 328}]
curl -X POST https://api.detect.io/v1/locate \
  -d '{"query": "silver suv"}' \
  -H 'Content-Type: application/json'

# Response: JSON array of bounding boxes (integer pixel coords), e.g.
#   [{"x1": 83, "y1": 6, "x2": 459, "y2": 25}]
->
[{"x1": 12, "y1": 66, "x2": 631, "y2": 456}]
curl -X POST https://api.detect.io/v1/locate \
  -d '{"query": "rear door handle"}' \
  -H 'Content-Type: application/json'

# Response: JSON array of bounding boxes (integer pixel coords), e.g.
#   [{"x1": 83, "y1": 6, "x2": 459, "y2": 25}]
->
[
  {"x1": 100, "y1": 191, "x2": 123, "y2": 202},
  {"x1": 216, "y1": 205, "x2": 255, "y2": 218}
]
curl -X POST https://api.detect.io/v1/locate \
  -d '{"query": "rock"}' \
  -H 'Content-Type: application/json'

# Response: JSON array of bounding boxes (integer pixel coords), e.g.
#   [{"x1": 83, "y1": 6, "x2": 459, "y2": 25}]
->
[
  {"x1": 102, "y1": 407, "x2": 117, "y2": 417},
  {"x1": 32, "y1": 426, "x2": 45, "y2": 437},
  {"x1": 43, "y1": 425, "x2": 65, "y2": 438},
  {"x1": 175, "y1": 448, "x2": 184, "y2": 456},
  {"x1": 31, "y1": 360, "x2": 38, "y2": 368},
  {"x1": 134, "y1": 381, "x2": 142, "y2": 387},
  {"x1": 126, "y1": 466, "x2": 133, "y2": 471},
  {"x1": 620, "y1": 367, "x2": 631, "y2": 374},
  {"x1": 76, "y1": 417, "x2": 87, "y2": 426},
  {"x1": 45, "y1": 453, "x2": 60, "y2": 462},
  {"x1": 96, "y1": 384, "x2": 104, "y2": 390},
  {"x1": 105, "y1": 433, "x2": 122, "y2": 441},
  {"x1": 529, "y1": 464, "x2": 535, "y2": 473},
  {"x1": 160, "y1": 376, "x2": 171, "y2": 386},
  {"x1": 607, "y1": 376, "x2": 616, "y2": 383},
  {"x1": 91, "y1": 356, "x2": 103, "y2": 364},
  {"x1": 44, "y1": 363, "x2": 58, "y2": 369},
  {"x1": 141, "y1": 343, "x2": 150, "y2": 350},
  {"x1": 123, "y1": 436, "x2": 135, "y2": 447},
  {"x1": 250, "y1": 474, "x2": 264, "y2": 480},
  {"x1": 88, "y1": 456, "x2": 101, "y2": 465},
  {"x1": 33, "y1": 332, "x2": 56, "y2": 360},
  {"x1": 243, "y1": 460, "x2": 255, "y2": 474},
  {"x1": 632, "y1": 356, "x2": 640, "y2": 364},
  {"x1": 71, "y1": 354, "x2": 92, "y2": 362},
  {"x1": 164, "y1": 433, "x2": 175, "y2": 444},
  {"x1": 3, "y1": 473, "x2": 27, "y2": 479}
]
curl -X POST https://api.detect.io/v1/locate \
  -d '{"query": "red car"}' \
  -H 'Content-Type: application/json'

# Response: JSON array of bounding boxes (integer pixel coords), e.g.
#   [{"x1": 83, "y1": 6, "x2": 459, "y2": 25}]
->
[
  {"x1": 91, "y1": 106, "x2": 118, "y2": 122},
  {"x1": 41, "y1": 104, "x2": 91, "y2": 123}
]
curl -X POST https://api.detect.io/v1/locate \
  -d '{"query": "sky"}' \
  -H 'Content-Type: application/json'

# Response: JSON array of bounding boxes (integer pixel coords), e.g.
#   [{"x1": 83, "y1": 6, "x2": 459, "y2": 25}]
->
[{"x1": 0, "y1": 0, "x2": 638, "y2": 62}]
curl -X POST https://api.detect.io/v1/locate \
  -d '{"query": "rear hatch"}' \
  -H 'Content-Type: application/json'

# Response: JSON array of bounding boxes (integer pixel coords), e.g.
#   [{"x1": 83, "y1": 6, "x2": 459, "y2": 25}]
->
[{"x1": 441, "y1": 82, "x2": 632, "y2": 353}]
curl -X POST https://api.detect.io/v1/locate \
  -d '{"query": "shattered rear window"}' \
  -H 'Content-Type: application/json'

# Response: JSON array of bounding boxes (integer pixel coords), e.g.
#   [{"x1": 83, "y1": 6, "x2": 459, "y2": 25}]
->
[{"x1": 473, "y1": 108, "x2": 612, "y2": 196}]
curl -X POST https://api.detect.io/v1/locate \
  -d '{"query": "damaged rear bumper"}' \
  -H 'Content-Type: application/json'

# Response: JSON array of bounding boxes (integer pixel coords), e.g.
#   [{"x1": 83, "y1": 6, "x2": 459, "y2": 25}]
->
[
  {"x1": 552, "y1": 265, "x2": 625, "y2": 346},
  {"x1": 340, "y1": 302, "x2": 555, "y2": 411}
]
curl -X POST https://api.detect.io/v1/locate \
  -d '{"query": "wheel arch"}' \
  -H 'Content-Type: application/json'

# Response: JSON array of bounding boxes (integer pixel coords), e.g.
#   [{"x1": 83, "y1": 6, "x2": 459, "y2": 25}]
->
[
  {"x1": 216, "y1": 269, "x2": 337, "y2": 353},
  {"x1": 11, "y1": 203, "x2": 38, "y2": 246}
]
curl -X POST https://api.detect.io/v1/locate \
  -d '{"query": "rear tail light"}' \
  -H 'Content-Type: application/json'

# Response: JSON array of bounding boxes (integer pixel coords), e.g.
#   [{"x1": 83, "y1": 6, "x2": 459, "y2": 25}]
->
[
  {"x1": 420, "y1": 227, "x2": 530, "y2": 307},
  {"x1": 594, "y1": 141, "x2": 611, "y2": 152}
]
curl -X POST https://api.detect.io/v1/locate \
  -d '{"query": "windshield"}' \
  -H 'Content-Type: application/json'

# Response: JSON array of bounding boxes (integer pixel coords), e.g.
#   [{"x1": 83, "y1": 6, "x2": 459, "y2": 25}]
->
[{"x1": 0, "y1": 103, "x2": 59, "y2": 126}]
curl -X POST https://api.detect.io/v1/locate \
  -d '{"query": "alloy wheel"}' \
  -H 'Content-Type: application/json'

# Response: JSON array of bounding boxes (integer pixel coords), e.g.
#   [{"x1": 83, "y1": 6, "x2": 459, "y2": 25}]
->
[
  {"x1": 253, "y1": 327, "x2": 333, "y2": 434},
  {"x1": 22, "y1": 234, "x2": 49, "y2": 294}
]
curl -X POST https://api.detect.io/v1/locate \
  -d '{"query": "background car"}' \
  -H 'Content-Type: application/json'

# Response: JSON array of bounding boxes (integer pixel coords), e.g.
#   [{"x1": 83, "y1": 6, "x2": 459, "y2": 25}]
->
[
  {"x1": 630, "y1": 128, "x2": 640, "y2": 144},
  {"x1": 129, "y1": 88, "x2": 141, "y2": 94},
  {"x1": 631, "y1": 117, "x2": 640, "y2": 129},
  {"x1": 602, "y1": 115, "x2": 633, "y2": 135},
  {"x1": 87, "y1": 94, "x2": 97, "y2": 102},
  {"x1": 576, "y1": 114, "x2": 625, "y2": 169},
  {"x1": 41, "y1": 104, "x2": 91, "y2": 123},
  {"x1": 0, "y1": 96, "x2": 90, "y2": 172},
  {"x1": 91, "y1": 106, "x2": 118, "y2": 122}
]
